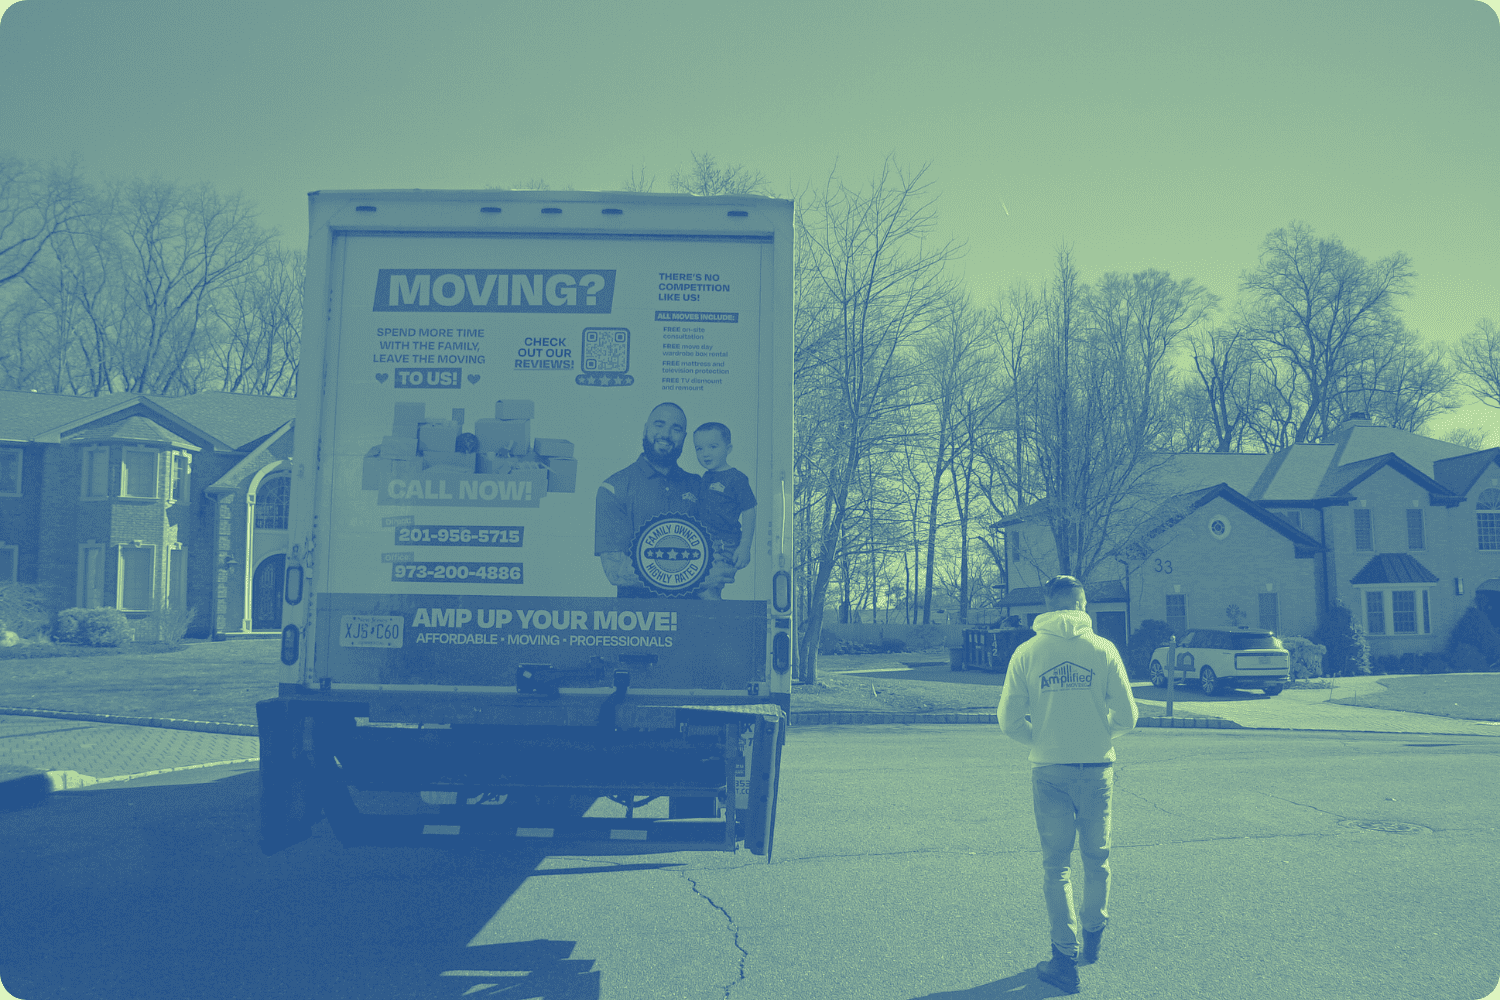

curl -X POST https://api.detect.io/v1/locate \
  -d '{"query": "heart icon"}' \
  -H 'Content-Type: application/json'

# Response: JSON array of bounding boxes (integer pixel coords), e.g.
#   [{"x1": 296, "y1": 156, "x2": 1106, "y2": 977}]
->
[
  {"x1": 375, "y1": 373, "x2": 388, "y2": 383},
  {"x1": 468, "y1": 374, "x2": 481, "y2": 384}
]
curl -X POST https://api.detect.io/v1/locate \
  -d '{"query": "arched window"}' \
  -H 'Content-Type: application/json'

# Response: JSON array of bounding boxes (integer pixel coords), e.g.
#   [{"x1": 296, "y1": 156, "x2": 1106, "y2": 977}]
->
[
  {"x1": 254, "y1": 475, "x2": 290, "y2": 530},
  {"x1": 1477, "y1": 489, "x2": 1500, "y2": 550}
]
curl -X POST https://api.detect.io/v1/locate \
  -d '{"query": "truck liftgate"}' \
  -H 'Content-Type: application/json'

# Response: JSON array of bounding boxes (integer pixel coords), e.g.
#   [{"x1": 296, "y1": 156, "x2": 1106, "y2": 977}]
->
[
  {"x1": 263, "y1": 190, "x2": 795, "y2": 862},
  {"x1": 257, "y1": 691, "x2": 784, "y2": 860}
]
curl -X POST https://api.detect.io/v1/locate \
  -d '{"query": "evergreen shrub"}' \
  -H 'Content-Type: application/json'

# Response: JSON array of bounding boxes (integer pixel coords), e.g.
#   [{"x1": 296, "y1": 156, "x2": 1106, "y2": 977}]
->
[
  {"x1": 1313, "y1": 602, "x2": 1371, "y2": 677},
  {"x1": 53, "y1": 607, "x2": 132, "y2": 647},
  {"x1": 1444, "y1": 605, "x2": 1500, "y2": 669},
  {"x1": 1125, "y1": 619, "x2": 1175, "y2": 680}
]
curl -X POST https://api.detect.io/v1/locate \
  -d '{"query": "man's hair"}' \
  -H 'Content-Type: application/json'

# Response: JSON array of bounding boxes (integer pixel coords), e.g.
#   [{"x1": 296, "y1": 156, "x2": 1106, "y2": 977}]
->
[
  {"x1": 694, "y1": 421, "x2": 731, "y2": 445},
  {"x1": 651, "y1": 401, "x2": 687, "y2": 422},
  {"x1": 1043, "y1": 575, "x2": 1086, "y2": 602}
]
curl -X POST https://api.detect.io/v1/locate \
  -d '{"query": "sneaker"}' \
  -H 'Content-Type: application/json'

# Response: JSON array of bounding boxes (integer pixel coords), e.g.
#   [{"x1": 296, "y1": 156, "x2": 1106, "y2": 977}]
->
[
  {"x1": 1036, "y1": 944, "x2": 1080, "y2": 993},
  {"x1": 1079, "y1": 926, "x2": 1104, "y2": 965}
]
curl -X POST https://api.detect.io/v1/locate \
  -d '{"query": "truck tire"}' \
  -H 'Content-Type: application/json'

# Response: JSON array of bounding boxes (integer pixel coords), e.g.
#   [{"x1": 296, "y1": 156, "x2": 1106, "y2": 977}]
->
[{"x1": 256, "y1": 700, "x2": 320, "y2": 855}]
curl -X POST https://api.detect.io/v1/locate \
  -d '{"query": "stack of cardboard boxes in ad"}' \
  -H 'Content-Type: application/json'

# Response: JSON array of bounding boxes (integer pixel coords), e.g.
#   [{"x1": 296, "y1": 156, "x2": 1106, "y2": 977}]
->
[{"x1": 362, "y1": 399, "x2": 576, "y2": 494}]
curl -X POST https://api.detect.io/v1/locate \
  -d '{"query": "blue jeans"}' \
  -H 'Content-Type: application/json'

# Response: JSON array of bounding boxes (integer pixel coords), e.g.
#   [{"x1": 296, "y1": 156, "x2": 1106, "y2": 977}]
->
[{"x1": 1031, "y1": 763, "x2": 1113, "y2": 957}]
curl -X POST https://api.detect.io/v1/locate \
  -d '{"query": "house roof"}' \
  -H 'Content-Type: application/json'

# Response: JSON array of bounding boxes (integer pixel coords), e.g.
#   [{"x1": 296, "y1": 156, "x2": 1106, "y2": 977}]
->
[
  {"x1": 1431, "y1": 448, "x2": 1500, "y2": 498},
  {"x1": 1112, "y1": 482, "x2": 1326, "y2": 561},
  {"x1": 1247, "y1": 444, "x2": 1339, "y2": 501},
  {"x1": 1316, "y1": 452, "x2": 1461, "y2": 503},
  {"x1": 62, "y1": 415, "x2": 200, "y2": 450},
  {"x1": 1349, "y1": 553, "x2": 1440, "y2": 585},
  {"x1": 1327, "y1": 422, "x2": 1471, "y2": 471},
  {"x1": 1002, "y1": 579, "x2": 1128, "y2": 608},
  {"x1": 1150, "y1": 452, "x2": 1273, "y2": 496},
  {"x1": 0, "y1": 390, "x2": 295, "y2": 452}
]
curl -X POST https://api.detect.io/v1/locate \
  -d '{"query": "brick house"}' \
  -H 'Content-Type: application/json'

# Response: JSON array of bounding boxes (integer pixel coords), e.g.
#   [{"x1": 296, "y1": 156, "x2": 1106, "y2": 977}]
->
[
  {"x1": 996, "y1": 415, "x2": 1500, "y2": 657},
  {"x1": 0, "y1": 390, "x2": 295, "y2": 640}
]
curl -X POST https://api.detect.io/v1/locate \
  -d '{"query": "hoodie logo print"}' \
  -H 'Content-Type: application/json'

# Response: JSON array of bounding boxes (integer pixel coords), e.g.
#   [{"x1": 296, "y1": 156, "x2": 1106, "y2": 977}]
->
[{"x1": 1039, "y1": 661, "x2": 1094, "y2": 691}]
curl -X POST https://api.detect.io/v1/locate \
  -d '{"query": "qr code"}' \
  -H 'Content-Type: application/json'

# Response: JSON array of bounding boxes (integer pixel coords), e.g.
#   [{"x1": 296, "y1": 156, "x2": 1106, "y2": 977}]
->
[{"x1": 582, "y1": 328, "x2": 630, "y2": 372}]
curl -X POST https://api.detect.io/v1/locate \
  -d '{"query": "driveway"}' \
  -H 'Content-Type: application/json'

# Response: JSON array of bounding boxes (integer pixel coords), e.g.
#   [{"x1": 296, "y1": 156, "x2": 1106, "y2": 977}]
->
[
  {"x1": 1133, "y1": 675, "x2": 1500, "y2": 736},
  {"x1": 832, "y1": 660, "x2": 1500, "y2": 737}
]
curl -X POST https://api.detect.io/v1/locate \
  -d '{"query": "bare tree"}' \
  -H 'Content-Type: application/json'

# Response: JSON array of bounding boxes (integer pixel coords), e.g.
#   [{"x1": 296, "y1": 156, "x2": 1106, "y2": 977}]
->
[
  {"x1": 1452, "y1": 317, "x2": 1500, "y2": 410},
  {"x1": 205, "y1": 244, "x2": 304, "y2": 396},
  {"x1": 620, "y1": 165, "x2": 655, "y2": 193},
  {"x1": 1434, "y1": 424, "x2": 1489, "y2": 451},
  {"x1": 669, "y1": 152, "x2": 773, "y2": 197},
  {"x1": 1025, "y1": 248, "x2": 1186, "y2": 581},
  {"x1": 0, "y1": 155, "x2": 92, "y2": 291},
  {"x1": 914, "y1": 293, "x2": 1001, "y2": 622},
  {"x1": 1240, "y1": 222, "x2": 1416, "y2": 443},
  {"x1": 1186, "y1": 322, "x2": 1264, "y2": 452},
  {"x1": 792, "y1": 158, "x2": 961, "y2": 682},
  {"x1": 1341, "y1": 327, "x2": 1458, "y2": 432}
]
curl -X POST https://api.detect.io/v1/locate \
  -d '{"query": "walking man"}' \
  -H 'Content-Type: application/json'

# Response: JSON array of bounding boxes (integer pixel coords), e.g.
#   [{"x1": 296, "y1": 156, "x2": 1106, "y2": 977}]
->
[{"x1": 998, "y1": 576, "x2": 1139, "y2": 994}]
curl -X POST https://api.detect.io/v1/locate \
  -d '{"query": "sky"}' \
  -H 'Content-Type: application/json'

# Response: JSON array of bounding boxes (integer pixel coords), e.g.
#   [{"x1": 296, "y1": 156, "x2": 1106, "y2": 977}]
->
[{"x1": 1, "y1": 0, "x2": 1497, "y2": 440}]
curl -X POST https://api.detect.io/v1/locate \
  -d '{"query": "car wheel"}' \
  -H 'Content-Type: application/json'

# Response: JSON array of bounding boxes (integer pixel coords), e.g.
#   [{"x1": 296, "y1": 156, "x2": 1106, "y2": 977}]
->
[
  {"x1": 1261, "y1": 684, "x2": 1284, "y2": 696},
  {"x1": 1150, "y1": 660, "x2": 1167, "y2": 687},
  {"x1": 1199, "y1": 666, "x2": 1221, "y2": 697}
]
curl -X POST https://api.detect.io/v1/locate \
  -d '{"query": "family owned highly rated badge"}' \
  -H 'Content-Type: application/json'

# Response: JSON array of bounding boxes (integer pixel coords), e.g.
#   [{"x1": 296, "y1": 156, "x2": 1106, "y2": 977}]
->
[{"x1": 631, "y1": 514, "x2": 710, "y2": 596}]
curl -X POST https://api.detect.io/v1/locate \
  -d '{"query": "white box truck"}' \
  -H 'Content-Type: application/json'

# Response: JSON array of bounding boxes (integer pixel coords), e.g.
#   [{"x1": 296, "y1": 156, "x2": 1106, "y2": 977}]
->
[{"x1": 259, "y1": 190, "x2": 793, "y2": 859}]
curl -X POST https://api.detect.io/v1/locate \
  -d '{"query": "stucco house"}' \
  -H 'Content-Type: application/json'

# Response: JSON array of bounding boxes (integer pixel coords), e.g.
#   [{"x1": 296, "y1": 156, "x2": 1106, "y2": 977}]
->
[
  {"x1": 0, "y1": 389, "x2": 296, "y2": 640},
  {"x1": 996, "y1": 415, "x2": 1500, "y2": 658}
]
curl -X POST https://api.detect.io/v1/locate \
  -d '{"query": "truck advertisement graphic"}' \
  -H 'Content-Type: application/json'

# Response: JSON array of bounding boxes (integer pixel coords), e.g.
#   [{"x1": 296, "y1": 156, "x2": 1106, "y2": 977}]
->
[
  {"x1": 262, "y1": 191, "x2": 792, "y2": 859},
  {"x1": 310, "y1": 227, "x2": 771, "y2": 691}
]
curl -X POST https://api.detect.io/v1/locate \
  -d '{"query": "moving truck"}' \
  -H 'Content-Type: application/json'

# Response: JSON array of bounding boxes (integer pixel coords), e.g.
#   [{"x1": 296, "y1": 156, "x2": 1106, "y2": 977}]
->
[{"x1": 259, "y1": 190, "x2": 793, "y2": 860}]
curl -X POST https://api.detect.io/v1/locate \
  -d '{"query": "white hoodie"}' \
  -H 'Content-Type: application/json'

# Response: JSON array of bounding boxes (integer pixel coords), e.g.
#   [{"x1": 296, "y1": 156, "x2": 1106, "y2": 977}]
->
[{"x1": 998, "y1": 610, "x2": 1139, "y2": 766}]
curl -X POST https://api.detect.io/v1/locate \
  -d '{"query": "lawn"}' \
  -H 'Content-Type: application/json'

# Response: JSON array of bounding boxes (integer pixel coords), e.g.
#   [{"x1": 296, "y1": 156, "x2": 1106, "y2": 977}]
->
[
  {"x1": 0, "y1": 639, "x2": 281, "y2": 726},
  {"x1": 0, "y1": 644, "x2": 1192, "y2": 726},
  {"x1": 794, "y1": 656, "x2": 1183, "y2": 718},
  {"x1": 1328, "y1": 673, "x2": 1500, "y2": 722}
]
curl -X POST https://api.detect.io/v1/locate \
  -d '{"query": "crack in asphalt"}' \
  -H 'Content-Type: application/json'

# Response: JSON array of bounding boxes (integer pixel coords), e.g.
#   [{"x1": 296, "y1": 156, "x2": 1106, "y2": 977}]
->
[
  {"x1": 1263, "y1": 793, "x2": 1349, "y2": 820},
  {"x1": 678, "y1": 871, "x2": 748, "y2": 997},
  {"x1": 1120, "y1": 786, "x2": 1173, "y2": 816}
]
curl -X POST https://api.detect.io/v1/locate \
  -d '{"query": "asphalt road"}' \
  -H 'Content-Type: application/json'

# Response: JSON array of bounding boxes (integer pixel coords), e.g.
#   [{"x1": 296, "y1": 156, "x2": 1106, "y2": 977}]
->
[{"x1": 2, "y1": 726, "x2": 1498, "y2": 1000}]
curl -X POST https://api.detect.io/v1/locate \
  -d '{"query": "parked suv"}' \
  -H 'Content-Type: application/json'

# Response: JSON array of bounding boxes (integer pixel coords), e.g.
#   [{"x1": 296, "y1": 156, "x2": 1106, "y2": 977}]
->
[{"x1": 1149, "y1": 628, "x2": 1291, "y2": 696}]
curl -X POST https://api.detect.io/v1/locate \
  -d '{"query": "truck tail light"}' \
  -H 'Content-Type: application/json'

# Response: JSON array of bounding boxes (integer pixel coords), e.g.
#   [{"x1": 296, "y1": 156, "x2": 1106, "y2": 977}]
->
[
  {"x1": 773, "y1": 632, "x2": 790, "y2": 674},
  {"x1": 773, "y1": 570, "x2": 790, "y2": 613},
  {"x1": 280, "y1": 624, "x2": 299, "y2": 665},
  {"x1": 284, "y1": 564, "x2": 303, "y2": 605}
]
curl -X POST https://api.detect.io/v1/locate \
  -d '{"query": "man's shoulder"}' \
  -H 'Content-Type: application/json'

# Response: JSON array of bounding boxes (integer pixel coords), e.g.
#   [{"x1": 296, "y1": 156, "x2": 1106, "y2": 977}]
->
[{"x1": 601, "y1": 459, "x2": 644, "y2": 491}]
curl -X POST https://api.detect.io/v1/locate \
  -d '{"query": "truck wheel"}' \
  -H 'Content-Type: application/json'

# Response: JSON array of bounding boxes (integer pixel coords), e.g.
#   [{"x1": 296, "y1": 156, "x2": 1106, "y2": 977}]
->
[
  {"x1": 256, "y1": 700, "x2": 320, "y2": 855},
  {"x1": 1150, "y1": 660, "x2": 1167, "y2": 688}
]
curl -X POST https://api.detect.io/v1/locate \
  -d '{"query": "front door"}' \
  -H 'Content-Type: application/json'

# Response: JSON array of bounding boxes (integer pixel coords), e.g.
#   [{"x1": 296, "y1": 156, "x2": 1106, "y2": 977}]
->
[
  {"x1": 252, "y1": 553, "x2": 285, "y2": 630},
  {"x1": 1093, "y1": 610, "x2": 1127, "y2": 652}
]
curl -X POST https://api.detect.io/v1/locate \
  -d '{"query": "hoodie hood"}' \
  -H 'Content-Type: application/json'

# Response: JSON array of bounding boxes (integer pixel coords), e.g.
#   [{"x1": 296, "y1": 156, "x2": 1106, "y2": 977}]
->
[{"x1": 1031, "y1": 609, "x2": 1096, "y2": 640}]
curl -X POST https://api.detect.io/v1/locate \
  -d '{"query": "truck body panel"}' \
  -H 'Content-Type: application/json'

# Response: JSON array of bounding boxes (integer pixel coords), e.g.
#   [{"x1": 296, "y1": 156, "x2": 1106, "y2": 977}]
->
[{"x1": 264, "y1": 190, "x2": 792, "y2": 857}]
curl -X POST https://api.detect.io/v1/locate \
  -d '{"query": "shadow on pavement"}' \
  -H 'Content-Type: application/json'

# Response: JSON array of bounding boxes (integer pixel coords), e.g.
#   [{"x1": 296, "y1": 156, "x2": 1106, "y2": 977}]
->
[
  {"x1": 908, "y1": 967, "x2": 1068, "y2": 998},
  {"x1": 0, "y1": 770, "x2": 601, "y2": 1000}
]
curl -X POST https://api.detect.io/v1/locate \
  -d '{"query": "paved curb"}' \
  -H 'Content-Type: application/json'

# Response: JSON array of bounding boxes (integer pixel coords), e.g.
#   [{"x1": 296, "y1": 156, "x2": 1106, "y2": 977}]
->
[
  {"x1": 787, "y1": 712, "x2": 1242, "y2": 728},
  {"x1": 1, "y1": 705, "x2": 1241, "y2": 734},
  {"x1": 0, "y1": 706, "x2": 257, "y2": 737}
]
